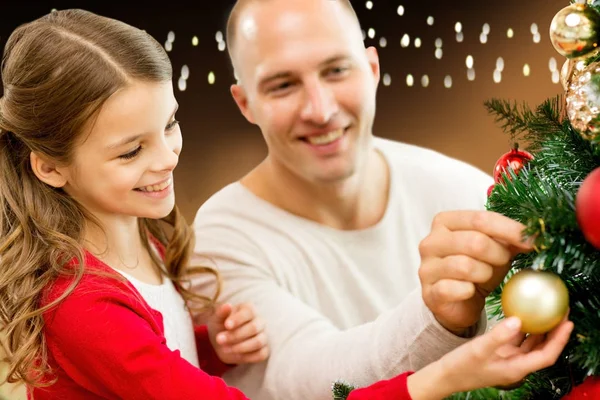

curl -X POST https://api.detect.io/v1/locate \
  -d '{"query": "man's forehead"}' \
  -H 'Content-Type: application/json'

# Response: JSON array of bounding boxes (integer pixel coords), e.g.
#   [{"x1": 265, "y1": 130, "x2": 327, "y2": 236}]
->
[
  {"x1": 235, "y1": 0, "x2": 356, "y2": 41},
  {"x1": 231, "y1": 0, "x2": 362, "y2": 82}
]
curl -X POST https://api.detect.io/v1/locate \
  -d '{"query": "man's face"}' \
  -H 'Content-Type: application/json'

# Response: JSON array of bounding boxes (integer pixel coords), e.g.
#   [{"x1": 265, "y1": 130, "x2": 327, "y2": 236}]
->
[{"x1": 231, "y1": 0, "x2": 380, "y2": 184}]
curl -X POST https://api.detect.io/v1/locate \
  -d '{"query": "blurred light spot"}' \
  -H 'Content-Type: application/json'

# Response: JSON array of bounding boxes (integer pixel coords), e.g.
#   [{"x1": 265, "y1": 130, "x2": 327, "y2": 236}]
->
[
  {"x1": 493, "y1": 69, "x2": 502, "y2": 83},
  {"x1": 414, "y1": 37, "x2": 422, "y2": 48},
  {"x1": 523, "y1": 64, "x2": 531, "y2": 77},
  {"x1": 397, "y1": 5, "x2": 405, "y2": 16},
  {"x1": 435, "y1": 48, "x2": 443, "y2": 59},
  {"x1": 549, "y1": 57, "x2": 557, "y2": 72},
  {"x1": 467, "y1": 68, "x2": 476, "y2": 81},
  {"x1": 215, "y1": 31, "x2": 223, "y2": 42},
  {"x1": 421, "y1": 75, "x2": 430, "y2": 87},
  {"x1": 552, "y1": 70, "x2": 560, "y2": 84},
  {"x1": 496, "y1": 57, "x2": 505, "y2": 72},
  {"x1": 368, "y1": 28, "x2": 375, "y2": 39},
  {"x1": 435, "y1": 38, "x2": 443, "y2": 48},
  {"x1": 192, "y1": 36, "x2": 199, "y2": 46},
  {"x1": 383, "y1": 73, "x2": 391, "y2": 86},
  {"x1": 208, "y1": 72, "x2": 215, "y2": 85},
  {"x1": 482, "y1": 23, "x2": 490, "y2": 35},
  {"x1": 456, "y1": 32, "x2": 464, "y2": 42},
  {"x1": 533, "y1": 32, "x2": 541, "y2": 43},
  {"x1": 530, "y1": 23, "x2": 539, "y2": 34},
  {"x1": 480, "y1": 33, "x2": 488, "y2": 43},
  {"x1": 507, "y1": 28, "x2": 514, "y2": 38},
  {"x1": 168, "y1": 31, "x2": 175, "y2": 42},
  {"x1": 366, "y1": 1, "x2": 373, "y2": 10},
  {"x1": 181, "y1": 65, "x2": 189, "y2": 80},
  {"x1": 444, "y1": 75, "x2": 452, "y2": 88},
  {"x1": 455, "y1": 22, "x2": 463, "y2": 33},
  {"x1": 466, "y1": 55, "x2": 474, "y2": 69},
  {"x1": 218, "y1": 41, "x2": 226, "y2": 51},
  {"x1": 379, "y1": 37, "x2": 387, "y2": 47},
  {"x1": 406, "y1": 74, "x2": 414, "y2": 87},
  {"x1": 178, "y1": 77, "x2": 187, "y2": 91},
  {"x1": 427, "y1": 16, "x2": 434, "y2": 26},
  {"x1": 165, "y1": 41, "x2": 172, "y2": 52},
  {"x1": 401, "y1": 34, "x2": 410, "y2": 47}
]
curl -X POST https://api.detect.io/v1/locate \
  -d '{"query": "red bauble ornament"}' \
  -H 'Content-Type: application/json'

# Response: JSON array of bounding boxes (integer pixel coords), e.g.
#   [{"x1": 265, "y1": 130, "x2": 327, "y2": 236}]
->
[
  {"x1": 493, "y1": 144, "x2": 534, "y2": 184},
  {"x1": 563, "y1": 376, "x2": 600, "y2": 399},
  {"x1": 487, "y1": 184, "x2": 495, "y2": 197},
  {"x1": 576, "y1": 167, "x2": 600, "y2": 249}
]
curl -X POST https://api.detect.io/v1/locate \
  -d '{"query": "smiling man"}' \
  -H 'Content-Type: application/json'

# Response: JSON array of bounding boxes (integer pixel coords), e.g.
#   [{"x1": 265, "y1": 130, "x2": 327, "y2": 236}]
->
[{"x1": 190, "y1": 0, "x2": 530, "y2": 399}]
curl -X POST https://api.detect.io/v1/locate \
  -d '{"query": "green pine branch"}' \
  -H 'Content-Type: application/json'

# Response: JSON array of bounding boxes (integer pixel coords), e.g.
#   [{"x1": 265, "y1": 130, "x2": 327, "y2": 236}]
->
[
  {"x1": 332, "y1": 381, "x2": 355, "y2": 400},
  {"x1": 449, "y1": 96, "x2": 600, "y2": 399},
  {"x1": 483, "y1": 98, "x2": 535, "y2": 139},
  {"x1": 483, "y1": 96, "x2": 566, "y2": 153}
]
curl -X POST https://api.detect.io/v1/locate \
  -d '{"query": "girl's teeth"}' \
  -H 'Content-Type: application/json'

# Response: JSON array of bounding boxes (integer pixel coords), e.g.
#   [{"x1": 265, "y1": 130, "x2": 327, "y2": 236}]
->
[
  {"x1": 139, "y1": 178, "x2": 171, "y2": 192},
  {"x1": 307, "y1": 129, "x2": 344, "y2": 145}
]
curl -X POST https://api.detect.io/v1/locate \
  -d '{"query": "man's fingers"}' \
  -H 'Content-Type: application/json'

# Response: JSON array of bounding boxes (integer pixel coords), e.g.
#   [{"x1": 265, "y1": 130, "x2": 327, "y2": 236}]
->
[
  {"x1": 430, "y1": 210, "x2": 533, "y2": 251},
  {"x1": 420, "y1": 229, "x2": 515, "y2": 265},
  {"x1": 430, "y1": 279, "x2": 476, "y2": 303},
  {"x1": 420, "y1": 255, "x2": 494, "y2": 285}
]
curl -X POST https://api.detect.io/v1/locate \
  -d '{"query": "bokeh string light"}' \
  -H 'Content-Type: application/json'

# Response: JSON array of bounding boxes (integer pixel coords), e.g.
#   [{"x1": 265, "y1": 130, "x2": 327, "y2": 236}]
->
[{"x1": 145, "y1": 3, "x2": 562, "y2": 92}]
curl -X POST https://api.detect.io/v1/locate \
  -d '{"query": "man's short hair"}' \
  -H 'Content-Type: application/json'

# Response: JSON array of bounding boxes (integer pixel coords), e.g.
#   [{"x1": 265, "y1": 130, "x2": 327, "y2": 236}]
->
[{"x1": 225, "y1": 0, "x2": 361, "y2": 65}]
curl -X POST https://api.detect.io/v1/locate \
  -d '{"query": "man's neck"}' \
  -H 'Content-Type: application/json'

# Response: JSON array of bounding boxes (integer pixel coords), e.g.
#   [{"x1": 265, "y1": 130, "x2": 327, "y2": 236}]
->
[{"x1": 241, "y1": 148, "x2": 390, "y2": 231}]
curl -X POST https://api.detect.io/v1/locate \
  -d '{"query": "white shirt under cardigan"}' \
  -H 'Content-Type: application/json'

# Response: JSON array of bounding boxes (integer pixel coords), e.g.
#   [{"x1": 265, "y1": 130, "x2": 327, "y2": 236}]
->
[
  {"x1": 115, "y1": 269, "x2": 200, "y2": 369},
  {"x1": 191, "y1": 137, "x2": 494, "y2": 400}
]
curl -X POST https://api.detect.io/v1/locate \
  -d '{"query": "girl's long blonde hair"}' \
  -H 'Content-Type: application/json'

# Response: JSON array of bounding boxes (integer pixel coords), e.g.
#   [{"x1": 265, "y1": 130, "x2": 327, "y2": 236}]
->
[{"x1": 0, "y1": 9, "x2": 219, "y2": 387}]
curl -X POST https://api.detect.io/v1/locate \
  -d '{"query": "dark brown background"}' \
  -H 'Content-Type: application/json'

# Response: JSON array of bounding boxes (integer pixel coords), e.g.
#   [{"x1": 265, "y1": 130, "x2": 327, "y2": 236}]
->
[{"x1": 1, "y1": 0, "x2": 569, "y2": 223}]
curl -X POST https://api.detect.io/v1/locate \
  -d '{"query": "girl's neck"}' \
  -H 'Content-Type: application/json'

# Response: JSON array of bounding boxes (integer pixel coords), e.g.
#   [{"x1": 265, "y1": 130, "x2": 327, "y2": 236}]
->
[{"x1": 83, "y1": 215, "x2": 163, "y2": 285}]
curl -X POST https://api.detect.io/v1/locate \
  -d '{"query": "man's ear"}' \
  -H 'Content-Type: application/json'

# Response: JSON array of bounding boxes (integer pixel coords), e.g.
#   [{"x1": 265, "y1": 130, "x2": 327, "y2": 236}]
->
[
  {"x1": 365, "y1": 46, "x2": 381, "y2": 86},
  {"x1": 231, "y1": 84, "x2": 256, "y2": 124},
  {"x1": 30, "y1": 151, "x2": 68, "y2": 188}
]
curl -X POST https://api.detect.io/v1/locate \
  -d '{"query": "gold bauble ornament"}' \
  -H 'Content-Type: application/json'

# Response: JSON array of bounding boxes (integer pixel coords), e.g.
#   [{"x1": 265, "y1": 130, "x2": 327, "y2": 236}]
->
[
  {"x1": 562, "y1": 57, "x2": 592, "y2": 91},
  {"x1": 566, "y1": 60, "x2": 600, "y2": 141},
  {"x1": 550, "y1": 3, "x2": 600, "y2": 58},
  {"x1": 561, "y1": 59, "x2": 575, "y2": 91},
  {"x1": 501, "y1": 269, "x2": 569, "y2": 335}
]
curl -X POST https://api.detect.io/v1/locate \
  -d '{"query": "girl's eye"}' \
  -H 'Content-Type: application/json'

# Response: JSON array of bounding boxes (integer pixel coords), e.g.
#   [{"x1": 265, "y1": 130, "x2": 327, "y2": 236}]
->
[{"x1": 119, "y1": 146, "x2": 142, "y2": 160}]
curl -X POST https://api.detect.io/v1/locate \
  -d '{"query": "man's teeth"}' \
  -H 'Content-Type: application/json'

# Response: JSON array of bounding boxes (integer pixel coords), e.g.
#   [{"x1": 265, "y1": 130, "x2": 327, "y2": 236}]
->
[
  {"x1": 138, "y1": 178, "x2": 172, "y2": 192},
  {"x1": 306, "y1": 129, "x2": 344, "y2": 145}
]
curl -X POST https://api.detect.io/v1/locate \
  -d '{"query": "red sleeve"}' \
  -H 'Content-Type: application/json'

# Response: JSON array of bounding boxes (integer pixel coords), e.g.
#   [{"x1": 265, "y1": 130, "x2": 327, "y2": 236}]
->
[
  {"x1": 194, "y1": 325, "x2": 234, "y2": 377},
  {"x1": 43, "y1": 278, "x2": 249, "y2": 400},
  {"x1": 347, "y1": 372, "x2": 414, "y2": 400}
]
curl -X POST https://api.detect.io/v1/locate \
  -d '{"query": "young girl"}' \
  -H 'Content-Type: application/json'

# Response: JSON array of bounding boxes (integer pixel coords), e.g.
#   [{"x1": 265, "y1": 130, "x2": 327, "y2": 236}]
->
[
  {"x1": 0, "y1": 8, "x2": 267, "y2": 400},
  {"x1": 0, "y1": 8, "x2": 573, "y2": 400}
]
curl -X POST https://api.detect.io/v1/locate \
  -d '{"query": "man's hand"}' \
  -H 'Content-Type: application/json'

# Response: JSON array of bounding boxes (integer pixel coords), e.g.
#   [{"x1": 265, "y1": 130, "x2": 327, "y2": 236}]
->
[{"x1": 418, "y1": 210, "x2": 534, "y2": 335}]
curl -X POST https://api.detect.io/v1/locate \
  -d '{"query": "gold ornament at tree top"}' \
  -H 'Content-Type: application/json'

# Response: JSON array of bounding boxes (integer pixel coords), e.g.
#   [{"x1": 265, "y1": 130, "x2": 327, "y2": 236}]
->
[{"x1": 550, "y1": 3, "x2": 600, "y2": 58}]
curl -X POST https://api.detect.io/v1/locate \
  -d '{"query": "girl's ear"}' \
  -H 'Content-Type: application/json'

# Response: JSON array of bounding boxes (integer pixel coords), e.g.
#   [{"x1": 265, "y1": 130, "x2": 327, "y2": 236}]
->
[{"x1": 30, "y1": 151, "x2": 69, "y2": 188}]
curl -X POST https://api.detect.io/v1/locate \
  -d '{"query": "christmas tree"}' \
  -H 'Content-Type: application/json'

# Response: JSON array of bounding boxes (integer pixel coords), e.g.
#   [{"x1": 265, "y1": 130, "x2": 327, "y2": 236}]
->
[{"x1": 333, "y1": 1, "x2": 600, "y2": 399}]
